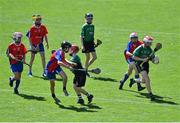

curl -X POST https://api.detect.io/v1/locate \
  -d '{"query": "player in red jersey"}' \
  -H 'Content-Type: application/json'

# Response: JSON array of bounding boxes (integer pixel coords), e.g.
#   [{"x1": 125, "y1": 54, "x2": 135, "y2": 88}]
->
[
  {"x1": 119, "y1": 32, "x2": 145, "y2": 91},
  {"x1": 6, "y1": 32, "x2": 27, "y2": 94},
  {"x1": 46, "y1": 41, "x2": 76, "y2": 101},
  {"x1": 26, "y1": 14, "x2": 49, "y2": 77}
]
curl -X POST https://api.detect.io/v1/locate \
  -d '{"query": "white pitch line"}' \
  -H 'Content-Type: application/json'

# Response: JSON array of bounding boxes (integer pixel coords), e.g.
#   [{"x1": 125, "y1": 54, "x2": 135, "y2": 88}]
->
[{"x1": 0, "y1": 88, "x2": 179, "y2": 108}]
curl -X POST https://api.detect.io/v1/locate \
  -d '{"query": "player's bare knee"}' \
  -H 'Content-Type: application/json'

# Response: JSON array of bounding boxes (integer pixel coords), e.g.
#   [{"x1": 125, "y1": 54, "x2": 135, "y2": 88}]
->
[
  {"x1": 128, "y1": 69, "x2": 133, "y2": 76},
  {"x1": 127, "y1": 71, "x2": 132, "y2": 75},
  {"x1": 63, "y1": 75, "x2": 67, "y2": 82},
  {"x1": 14, "y1": 73, "x2": 20, "y2": 80}
]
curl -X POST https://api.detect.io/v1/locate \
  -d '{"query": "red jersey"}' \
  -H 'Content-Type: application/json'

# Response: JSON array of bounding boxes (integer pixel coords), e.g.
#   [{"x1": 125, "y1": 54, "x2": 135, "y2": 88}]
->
[
  {"x1": 124, "y1": 40, "x2": 143, "y2": 60},
  {"x1": 28, "y1": 24, "x2": 48, "y2": 46},
  {"x1": 7, "y1": 43, "x2": 27, "y2": 64},
  {"x1": 46, "y1": 49, "x2": 66, "y2": 72}
]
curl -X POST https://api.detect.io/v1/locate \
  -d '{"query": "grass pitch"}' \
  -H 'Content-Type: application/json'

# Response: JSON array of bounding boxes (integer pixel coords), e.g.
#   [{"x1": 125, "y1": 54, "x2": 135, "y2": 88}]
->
[{"x1": 0, "y1": 0, "x2": 180, "y2": 122}]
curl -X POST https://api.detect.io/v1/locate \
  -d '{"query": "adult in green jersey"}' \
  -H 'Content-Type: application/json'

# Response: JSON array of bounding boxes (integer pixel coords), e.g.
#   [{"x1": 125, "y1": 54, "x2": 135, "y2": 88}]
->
[
  {"x1": 69, "y1": 45, "x2": 94, "y2": 104},
  {"x1": 80, "y1": 13, "x2": 97, "y2": 72},
  {"x1": 133, "y1": 36, "x2": 155, "y2": 100}
]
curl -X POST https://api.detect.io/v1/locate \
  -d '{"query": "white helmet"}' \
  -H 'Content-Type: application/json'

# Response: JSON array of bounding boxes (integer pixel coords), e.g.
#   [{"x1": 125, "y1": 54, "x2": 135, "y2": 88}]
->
[
  {"x1": 129, "y1": 32, "x2": 138, "y2": 38},
  {"x1": 12, "y1": 32, "x2": 23, "y2": 41},
  {"x1": 143, "y1": 36, "x2": 153, "y2": 43}
]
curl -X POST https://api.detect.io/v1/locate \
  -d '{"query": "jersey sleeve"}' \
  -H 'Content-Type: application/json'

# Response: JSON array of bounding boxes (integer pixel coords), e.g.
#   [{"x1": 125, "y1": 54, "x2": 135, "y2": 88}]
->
[
  {"x1": 29, "y1": 27, "x2": 34, "y2": 39},
  {"x1": 55, "y1": 53, "x2": 62, "y2": 62},
  {"x1": 126, "y1": 42, "x2": 131, "y2": 52},
  {"x1": 22, "y1": 44, "x2": 27, "y2": 55},
  {"x1": 55, "y1": 50, "x2": 65, "y2": 62},
  {"x1": 6, "y1": 45, "x2": 11, "y2": 55},
  {"x1": 42, "y1": 25, "x2": 48, "y2": 36},
  {"x1": 81, "y1": 25, "x2": 85, "y2": 37}
]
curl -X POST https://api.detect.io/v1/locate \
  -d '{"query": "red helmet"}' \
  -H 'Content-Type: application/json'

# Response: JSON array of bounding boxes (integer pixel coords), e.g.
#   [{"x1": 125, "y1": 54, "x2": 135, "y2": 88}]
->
[
  {"x1": 69, "y1": 45, "x2": 79, "y2": 54},
  {"x1": 143, "y1": 36, "x2": 153, "y2": 43}
]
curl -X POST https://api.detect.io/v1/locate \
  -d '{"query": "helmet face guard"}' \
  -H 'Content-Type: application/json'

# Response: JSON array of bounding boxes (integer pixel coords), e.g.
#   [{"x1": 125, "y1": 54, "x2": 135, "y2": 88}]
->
[
  {"x1": 85, "y1": 13, "x2": 93, "y2": 18},
  {"x1": 143, "y1": 36, "x2": 153, "y2": 46},
  {"x1": 129, "y1": 32, "x2": 138, "y2": 42},
  {"x1": 13, "y1": 32, "x2": 23, "y2": 44},
  {"x1": 144, "y1": 41, "x2": 152, "y2": 46},
  {"x1": 32, "y1": 14, "x2": 42, "y2": 26},
  {"x1": 131, "y1": 37, "x2": 138, "y2": 42},
  {"x1": 61, "y1": 41, "x2": 72, "y2": 53},
  {"x1": 85, "y1": 13, "x2": 93, "y2": 24}
]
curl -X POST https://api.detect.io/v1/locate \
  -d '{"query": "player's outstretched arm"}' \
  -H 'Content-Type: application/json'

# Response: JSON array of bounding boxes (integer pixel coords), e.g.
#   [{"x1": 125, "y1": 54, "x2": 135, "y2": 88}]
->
[
  {"x1": 57, "y1": 61, "x2": 73, "y2": 70},
  {"x1": 133, "y1": 56, "x2": 148, "y2": 62},
  {"x1": 63, "y1": 59, "x2": 77, "y2": 67},
  {"x1": 126, "y1": 51, "x2": 133, "y2": 57},
  {"x1": 6, "y1": 51, "x2": 16, "y2": 60}
]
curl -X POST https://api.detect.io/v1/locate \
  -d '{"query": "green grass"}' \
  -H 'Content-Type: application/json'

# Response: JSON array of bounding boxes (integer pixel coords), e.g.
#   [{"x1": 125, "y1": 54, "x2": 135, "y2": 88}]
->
[{"x1": 0, "y1": 0, "x2": 180, "y2": 122}]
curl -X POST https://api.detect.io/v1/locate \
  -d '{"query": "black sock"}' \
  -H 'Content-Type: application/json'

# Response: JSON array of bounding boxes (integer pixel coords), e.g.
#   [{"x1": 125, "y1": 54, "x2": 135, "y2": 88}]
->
[
  {"x1": 78, "y1": 94, "x2": 82, "y2": 99},
  {"x1": 63, "y1": 86, "x2": 66, "y2": 90},
  {"x1": 137, "y1": 83, "x2": 141, "y2": 88},
  {"x1": 52, "y1": 93, "x2": 56, "y2": 98},
  {"x1": 85, "y1": 92, "x2": 90, "y2": 97},
  {"x1": 149, "y1": 92, "x2": 153, "y2": 95},
  {"x1": 121, "y1": 73, "x2": 129, "y2": 83}
]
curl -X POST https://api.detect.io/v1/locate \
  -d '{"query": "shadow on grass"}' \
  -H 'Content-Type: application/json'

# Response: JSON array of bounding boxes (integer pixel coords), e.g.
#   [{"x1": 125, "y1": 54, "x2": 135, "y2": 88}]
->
[
  {"x1": 32, "y1": 75, "x2": 62, "y2": 81},
  {"x1": 122, "y1": 89, "x2": 178, "y2": 105},
  {"x1": 54, "y1": 97, "x2": 99, "y2": 112},
  {"x1": 82, "y1": 103, "x2": 102, "y2": 109},
  {"x1": 55, "y1": 103, "x2": 98, "y2": 112},
  {"x1": 18, "y1": 93, "x2": 46, "y2": 101},
  {"x1": 151, "y1": 98, "x2": 179, "y2": 105},
  {"x1": 91, "y1": 76, "x2": 118, "y2": 82},
  {"x1": 137, "y1": 93, "x2": 178, "y2": 105}
]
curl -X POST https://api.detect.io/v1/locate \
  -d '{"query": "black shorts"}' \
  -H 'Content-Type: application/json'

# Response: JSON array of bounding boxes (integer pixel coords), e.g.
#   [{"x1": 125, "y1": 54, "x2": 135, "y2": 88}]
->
[
  {"x1": 136, "y1": 62, "x2": 149, "y2": 74},
  {"x1": 82, "y1": 41, "x2": 95, "y2": 53},
  {"x1": 73, "y1": 72, "x2": 86, "y2": 87}
]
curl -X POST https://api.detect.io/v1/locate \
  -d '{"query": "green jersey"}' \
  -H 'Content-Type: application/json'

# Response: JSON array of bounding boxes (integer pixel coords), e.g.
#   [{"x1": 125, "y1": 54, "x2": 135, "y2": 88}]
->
[
  {"x1": 70, "y1": 54, "x2": 83, "y2": 69},
  {"x1": 133, "y1": 44, "x2": 153, "y2": 62},
  {"x1": 81, "y1": 23, "x2": 94, "y2": 42}
]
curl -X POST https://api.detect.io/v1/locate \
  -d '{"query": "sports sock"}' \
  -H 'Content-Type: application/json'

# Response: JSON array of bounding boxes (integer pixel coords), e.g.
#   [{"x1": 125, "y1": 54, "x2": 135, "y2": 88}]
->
[
  {"x1": 135, "y1": 74, "x2": 139, "y2": 79},
  {"x1": 137, "y1": 83, "x2": 141, "y2": 88},
  {"x1": 52, "y1": 93, "x2": 56, "y2": 98},
  {"x1": 85, "y1": 92, "x2": 90, "y2": 97},
  {"x1": 121, "y1": 73, "x2": 129, "y2": 83},
  {"x1": 63, "y1": 86, "x2": 66, "y2": 90},
  {"x1": 14, "y1": 80, "x2": 20, "y2": 90},
  {"x1": 78, "y1": 94, "x2": 82, "y2": 99}
]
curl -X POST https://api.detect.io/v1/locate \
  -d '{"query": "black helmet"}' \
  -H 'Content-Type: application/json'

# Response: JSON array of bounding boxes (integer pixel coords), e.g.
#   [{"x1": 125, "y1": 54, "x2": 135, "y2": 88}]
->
[
  {"x1": 85, "y1": 13, "x2": 93, "y2": 18},
  {"x1": 61, "y1": 41, "x2": 72, "y2": 49}
]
